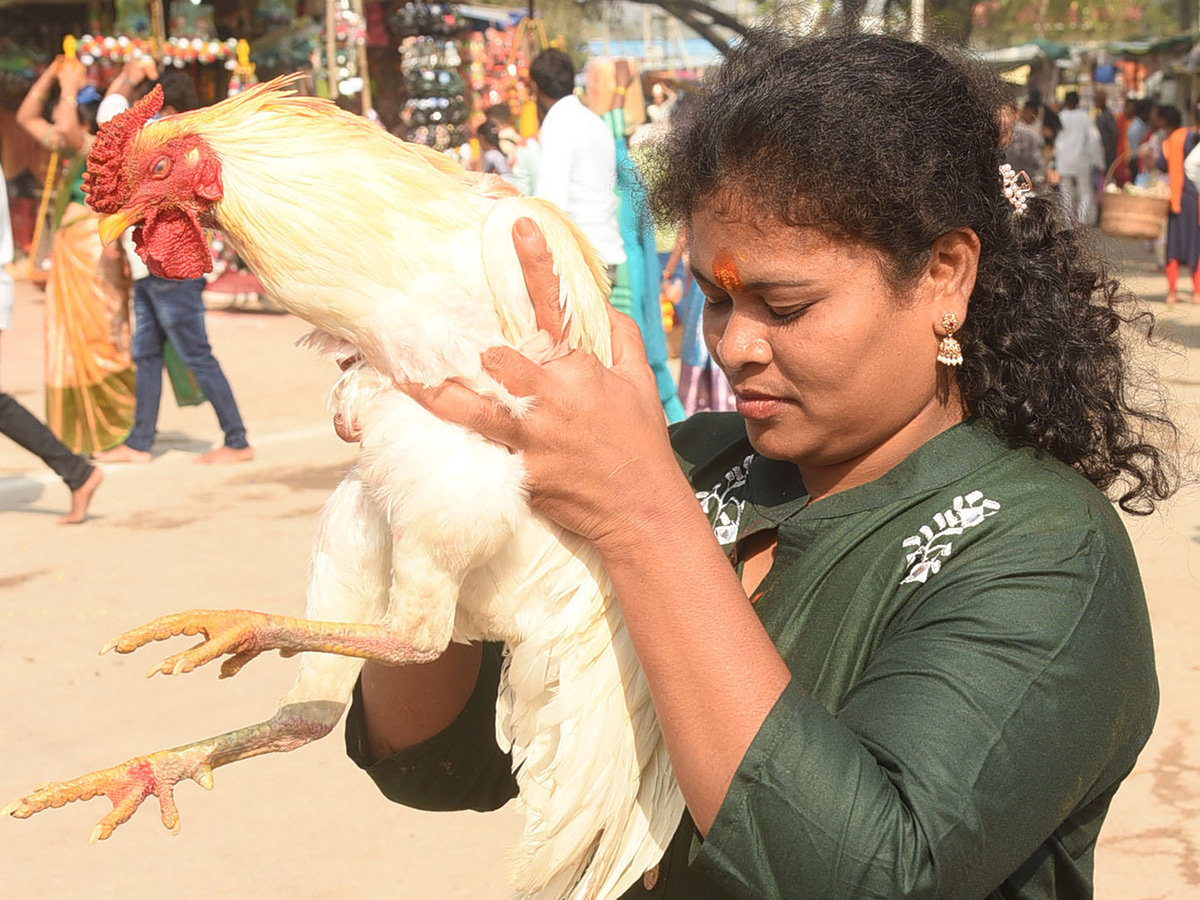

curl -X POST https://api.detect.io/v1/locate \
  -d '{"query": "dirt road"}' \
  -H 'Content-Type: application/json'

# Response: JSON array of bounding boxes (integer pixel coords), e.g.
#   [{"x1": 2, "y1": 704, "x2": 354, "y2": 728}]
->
[{"x1": 1, "y1": 234, "x2": 1197, "y2": 899}]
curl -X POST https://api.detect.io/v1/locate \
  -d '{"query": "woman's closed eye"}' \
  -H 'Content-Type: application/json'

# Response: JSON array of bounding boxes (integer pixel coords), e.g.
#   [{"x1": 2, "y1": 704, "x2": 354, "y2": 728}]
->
[
  {"x1": 702, "y1": 289, "x2": 816, "y2": 325},
  {"x1": 764, "y1": 302, "x2": 812, "y2": 324}
]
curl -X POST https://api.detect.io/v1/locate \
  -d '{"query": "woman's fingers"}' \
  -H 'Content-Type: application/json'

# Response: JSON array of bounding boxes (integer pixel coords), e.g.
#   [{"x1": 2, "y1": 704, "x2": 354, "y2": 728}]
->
[
  {"x1": 334, "y1": 344, "x2": 557, "y2": 449},
  {"x1": 480, "y1": 345, "x2": 547, "y2": 400},
  {"x1": 606, "y1": 306, "x2": 652, "y2": 373},
  {"x1": 403, "y1": 379, "x2": 522, "y2": 450},
  {"x1": 512, "y1": 218, "x2": 564, "y2": 338}
]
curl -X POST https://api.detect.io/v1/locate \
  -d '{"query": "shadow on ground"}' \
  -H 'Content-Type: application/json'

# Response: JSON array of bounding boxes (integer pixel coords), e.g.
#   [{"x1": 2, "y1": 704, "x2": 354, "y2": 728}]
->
[
  {"x1": 1158, "y1": 317, "x2": 1200, "y2": 350},
  {"x1": 226, "y1": 462, "x2": 350, "y2": 492},
  {"x1": 0, "y1": 475, "x2": 45, "y2": 512}
]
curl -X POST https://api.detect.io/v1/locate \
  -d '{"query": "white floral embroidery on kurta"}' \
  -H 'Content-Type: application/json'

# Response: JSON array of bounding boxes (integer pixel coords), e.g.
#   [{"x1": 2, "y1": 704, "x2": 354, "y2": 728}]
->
[
  {"x1": 901, "y1": 491, "x2": 1001, "y2": 584},
  {"x1": 696, "y1": 454, "x2": 755, "y2": 546}
]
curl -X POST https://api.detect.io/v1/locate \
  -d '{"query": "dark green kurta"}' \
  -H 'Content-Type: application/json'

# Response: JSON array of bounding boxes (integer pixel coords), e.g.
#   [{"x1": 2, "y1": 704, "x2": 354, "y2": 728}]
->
[{"x1": 345, "y1": 415, "x2": 1157, "y2": 900}]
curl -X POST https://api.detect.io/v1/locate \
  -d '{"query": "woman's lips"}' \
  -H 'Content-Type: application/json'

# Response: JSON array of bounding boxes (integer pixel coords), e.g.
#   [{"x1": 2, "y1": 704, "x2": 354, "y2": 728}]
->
[{"x1": 734, "y1": 392, "x2": 790, "y2": 420}]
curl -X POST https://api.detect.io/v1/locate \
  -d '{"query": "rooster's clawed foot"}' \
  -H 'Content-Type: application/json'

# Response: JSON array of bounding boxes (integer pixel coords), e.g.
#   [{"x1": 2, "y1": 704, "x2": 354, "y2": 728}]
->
[
  {"x1": 101, "y1": 608, "x2": 297, "y2": 679},
  {"x1": 2, "y1": 745, "x2": 216, "y2": 842}
]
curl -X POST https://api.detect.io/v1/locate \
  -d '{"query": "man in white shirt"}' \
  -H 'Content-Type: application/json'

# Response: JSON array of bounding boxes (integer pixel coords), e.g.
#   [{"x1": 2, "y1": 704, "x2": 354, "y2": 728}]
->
[
  {"x1": 1054, "y1": 91, "x2": 1104, "y2": 224},
  {"x1": 529, "y1": 49, "x2": 626, "y2": 276}
]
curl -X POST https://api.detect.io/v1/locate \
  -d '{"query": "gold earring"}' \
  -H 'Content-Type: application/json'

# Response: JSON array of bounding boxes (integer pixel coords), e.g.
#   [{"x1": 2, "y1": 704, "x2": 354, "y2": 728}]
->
[{"x1": 936, "y1": 312, "x2": 963, "y2": 367}]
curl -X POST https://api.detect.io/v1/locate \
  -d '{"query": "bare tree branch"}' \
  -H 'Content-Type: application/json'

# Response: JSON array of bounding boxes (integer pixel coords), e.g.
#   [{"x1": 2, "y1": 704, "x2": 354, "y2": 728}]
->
[
  {"x1": 666, "y1": 5, "x2": 738, "y2": 54},
  {"x1": 600, "y1": 0, "x2": 750, "y2": 54}
]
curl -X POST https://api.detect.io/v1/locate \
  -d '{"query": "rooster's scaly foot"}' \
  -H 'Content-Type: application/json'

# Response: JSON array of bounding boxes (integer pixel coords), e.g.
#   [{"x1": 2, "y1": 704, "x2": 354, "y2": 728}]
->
[
  {"x1": 100, "y1": 608, "x2": 443, "y2": 673},
  {"x1": 2, "y1": 746, "x2": 216, "y2": 843},
  {"x1": 100, "y1": 609, "x2": 288, "y2": 679}
]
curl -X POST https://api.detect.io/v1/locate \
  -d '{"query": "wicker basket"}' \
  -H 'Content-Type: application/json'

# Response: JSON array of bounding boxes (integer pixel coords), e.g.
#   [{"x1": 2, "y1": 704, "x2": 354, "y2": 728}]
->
[
  {"x1": 1099, "y1": 190, "x2": 1170, "y2": 239},
  {"x1": 1098, "y1": 152, "x2": 1170, "y2": 240}
]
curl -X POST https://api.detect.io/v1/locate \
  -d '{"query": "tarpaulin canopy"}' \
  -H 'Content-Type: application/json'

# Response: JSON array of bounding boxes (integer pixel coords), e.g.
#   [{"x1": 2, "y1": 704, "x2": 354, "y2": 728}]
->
[
  {"x1": 456, "y1": 4, "x2": 525, "y2": 27},
  {"x1": 975, "y1": 38, "x2": 1071, "y2": 69},
  {"x1": 1106, "y1": 34, "x2": 1195, "y2": 57}
]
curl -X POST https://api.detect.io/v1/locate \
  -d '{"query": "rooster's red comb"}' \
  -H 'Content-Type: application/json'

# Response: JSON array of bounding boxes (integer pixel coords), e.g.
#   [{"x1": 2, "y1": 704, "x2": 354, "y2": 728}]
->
[{"x1": 84, "y1": 85, "x2": 164, "y2": 214}]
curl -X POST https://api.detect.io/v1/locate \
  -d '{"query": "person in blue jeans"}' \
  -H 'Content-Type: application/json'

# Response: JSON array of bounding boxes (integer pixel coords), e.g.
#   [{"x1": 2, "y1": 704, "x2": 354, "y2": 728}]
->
[{"x1": 94, "y1": 275, "x2": 253, "y2": 464}]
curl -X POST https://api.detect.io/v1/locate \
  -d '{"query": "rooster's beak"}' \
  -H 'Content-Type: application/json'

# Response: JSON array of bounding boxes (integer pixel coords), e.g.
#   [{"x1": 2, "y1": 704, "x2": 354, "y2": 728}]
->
[{"x1": 98, "y1": 207, "x2": 145, "y2": 246}]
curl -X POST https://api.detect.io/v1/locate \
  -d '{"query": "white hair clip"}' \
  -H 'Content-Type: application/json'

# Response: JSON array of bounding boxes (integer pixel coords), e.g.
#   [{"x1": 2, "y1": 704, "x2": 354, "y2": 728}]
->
[{"x1": 999, "y1": 163, "x2": 1032, "y2": 214}]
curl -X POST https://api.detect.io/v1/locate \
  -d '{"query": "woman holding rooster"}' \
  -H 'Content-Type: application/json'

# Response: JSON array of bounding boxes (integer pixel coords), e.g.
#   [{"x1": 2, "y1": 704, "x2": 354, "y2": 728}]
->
[
  {"x1": 348, "y1": 30, "x2": 1176, "y2": 900},
  {"x1": 17, "y1": 55, "x2": 135, "y2": 455}
]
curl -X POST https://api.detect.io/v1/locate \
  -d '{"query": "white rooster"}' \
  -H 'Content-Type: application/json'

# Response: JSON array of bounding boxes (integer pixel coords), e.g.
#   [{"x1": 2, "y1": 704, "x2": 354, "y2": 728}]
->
[{"x1": 3, "y1": 75, "x2": 684, "y2": 900}]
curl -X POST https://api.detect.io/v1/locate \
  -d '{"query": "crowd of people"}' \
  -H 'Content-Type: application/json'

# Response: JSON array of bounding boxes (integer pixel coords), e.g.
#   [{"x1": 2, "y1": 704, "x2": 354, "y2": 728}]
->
[
  {"x1": 1, "y1": 56, "x2": 255, "y2": 521},
  {"x1": 1006, "y1": 84, "x2": 1200, "y2": 304}
]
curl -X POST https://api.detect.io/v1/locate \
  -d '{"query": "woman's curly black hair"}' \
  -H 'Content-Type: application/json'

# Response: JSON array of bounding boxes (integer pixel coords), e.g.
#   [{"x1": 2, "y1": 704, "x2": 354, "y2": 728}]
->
[{"x1": 649, "y1": 28, "x2": 1179, "y2": 514}]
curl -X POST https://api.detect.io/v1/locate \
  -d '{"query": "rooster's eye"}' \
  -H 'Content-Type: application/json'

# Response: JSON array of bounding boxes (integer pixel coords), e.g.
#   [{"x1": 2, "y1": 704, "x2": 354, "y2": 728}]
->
[{"x1": 151, "y1": 157, "x2": 171, "y2": 179}]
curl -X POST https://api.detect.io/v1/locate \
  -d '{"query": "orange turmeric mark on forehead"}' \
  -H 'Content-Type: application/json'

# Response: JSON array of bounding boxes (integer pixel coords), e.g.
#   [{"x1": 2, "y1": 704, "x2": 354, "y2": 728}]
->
[{"x1": 712, "y1": 248, "x2": 742, "y2": 292}]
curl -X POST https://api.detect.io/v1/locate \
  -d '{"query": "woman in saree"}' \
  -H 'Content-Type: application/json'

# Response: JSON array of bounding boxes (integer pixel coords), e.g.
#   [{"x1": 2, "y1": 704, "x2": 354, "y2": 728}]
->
[{"x1": 16, "y1": 56, "x2": 135, "y2": 454}]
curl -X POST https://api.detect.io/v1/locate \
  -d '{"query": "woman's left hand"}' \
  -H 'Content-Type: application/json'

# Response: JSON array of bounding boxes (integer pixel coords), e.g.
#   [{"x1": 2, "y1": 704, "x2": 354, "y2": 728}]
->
[
  {"x1": 408, "y1": 220, "x2": 684, "y2": 555},
  {"x1": 56, "y1": 58, "x2": 87, "y2": 95}
]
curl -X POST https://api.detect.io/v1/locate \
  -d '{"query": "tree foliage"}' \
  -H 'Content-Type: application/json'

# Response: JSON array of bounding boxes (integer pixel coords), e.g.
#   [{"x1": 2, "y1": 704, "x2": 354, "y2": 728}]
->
[
  {"x1": 565, "y1": 0, "x2": 1184, "y2": 58},
  {"x1": 959, "y1": 0, "x2": 1183, "y2": 48}
]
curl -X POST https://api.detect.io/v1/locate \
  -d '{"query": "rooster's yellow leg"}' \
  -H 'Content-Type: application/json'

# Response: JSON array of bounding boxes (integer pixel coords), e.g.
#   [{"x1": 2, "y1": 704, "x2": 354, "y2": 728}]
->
[
  {"x1": 100, "y1": 609, "x2": 443, "y2": 678},
  {"x1": 2, "y1": 703, "x2": 341, "y2": 842}
]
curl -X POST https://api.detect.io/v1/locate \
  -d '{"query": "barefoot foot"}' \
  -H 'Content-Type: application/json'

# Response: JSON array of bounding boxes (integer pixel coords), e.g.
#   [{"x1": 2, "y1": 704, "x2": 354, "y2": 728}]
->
[
  {"x1": 92, "y1": 444, "x2": 153, "y2": 464},
  {"x1": 59, "y1": 466, "x2": 104, "y2": 525},
  {"x1": 195, "y1": 445, "x2": 255, "y2": 464}
]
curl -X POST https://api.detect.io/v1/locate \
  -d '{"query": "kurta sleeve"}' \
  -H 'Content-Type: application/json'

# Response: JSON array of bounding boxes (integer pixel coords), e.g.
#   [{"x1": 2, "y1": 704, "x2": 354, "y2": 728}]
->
[
  {"x1": 344, "y1": 641, "x2": 519, "y2": 812},
  {"x1": 693, "y1": 524, "x2": 1157, "y2": 899}
]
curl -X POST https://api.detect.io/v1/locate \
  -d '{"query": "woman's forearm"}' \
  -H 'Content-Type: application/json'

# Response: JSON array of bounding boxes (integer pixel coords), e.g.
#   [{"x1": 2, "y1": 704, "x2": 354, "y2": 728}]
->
[
  {"x1": 357, "y1": 640, "x2": 484, "y2": 762},
  {"x1": 52, "y1": 94, "x2": 85, "y2": 153},
  {"x1": 106, "y1": 73, "x2": 136, "y2": 99},
  {"x1": 16, "y1": 78, "x2": 52, "y2": 130},
  {"x1": 594, "y1": 466, "x2": 792, "y2": 835}
]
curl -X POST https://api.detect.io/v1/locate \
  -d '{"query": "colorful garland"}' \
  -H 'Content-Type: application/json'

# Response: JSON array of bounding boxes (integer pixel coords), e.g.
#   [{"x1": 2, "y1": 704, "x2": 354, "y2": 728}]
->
[{"x1": 76, "y1": 34, "x2": 240, "y2": 68}]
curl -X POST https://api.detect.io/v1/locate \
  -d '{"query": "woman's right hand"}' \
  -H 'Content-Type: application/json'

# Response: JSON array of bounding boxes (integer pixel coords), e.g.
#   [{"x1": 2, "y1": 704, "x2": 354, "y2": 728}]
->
[
  {"x1": 406, "y1": 219, "x2": 684, "y2": 556},
  {"x1": 36, "y1": 56, "x2": 62, "y2": 84}
]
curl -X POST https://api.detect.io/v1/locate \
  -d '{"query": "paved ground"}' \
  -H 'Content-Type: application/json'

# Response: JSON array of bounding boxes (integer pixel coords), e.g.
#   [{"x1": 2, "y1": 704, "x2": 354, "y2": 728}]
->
[{"x1": 0, "y1": 233, "x2": 1197, "y2": 899}]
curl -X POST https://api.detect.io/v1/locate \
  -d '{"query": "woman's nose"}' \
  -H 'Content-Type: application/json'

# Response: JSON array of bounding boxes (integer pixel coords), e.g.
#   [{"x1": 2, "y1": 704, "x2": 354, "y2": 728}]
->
[{"x1": 713, "y1": 315, "x2": 771, "y2": 370}]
